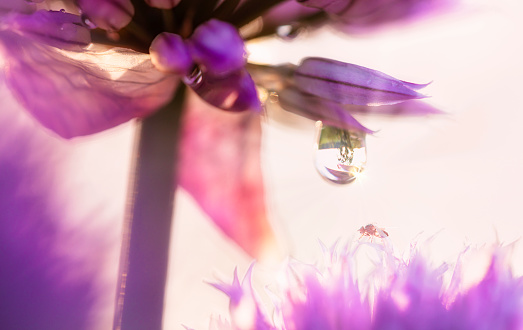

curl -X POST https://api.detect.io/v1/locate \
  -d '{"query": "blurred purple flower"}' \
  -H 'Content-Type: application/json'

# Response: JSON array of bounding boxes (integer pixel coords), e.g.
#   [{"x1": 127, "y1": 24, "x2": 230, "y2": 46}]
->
[
  {"x1": 212, "y1": 240, "x2": 523, "y2": 329},
  {"x1": 296, "y1": 0, "x2": 455, "y2": 32},
  {"x1": 0, "y1": 90, "x2": 98, "y2": 329},
  {"x1": 0, "y1": 0, "x2": 443, "y2": 257}
]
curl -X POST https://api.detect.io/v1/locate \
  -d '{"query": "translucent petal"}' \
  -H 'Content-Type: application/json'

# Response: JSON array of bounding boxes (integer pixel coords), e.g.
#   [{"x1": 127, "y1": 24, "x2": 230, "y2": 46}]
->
[
  {"x1": 1, "y1": 38, "x2": 177, "y2": 138},
  {"x1": 178, "y1": 91, "x2": 279, "y2": 259},
  {"x1": 189, "y1": 19, "x2": 246, "y2": 77}
]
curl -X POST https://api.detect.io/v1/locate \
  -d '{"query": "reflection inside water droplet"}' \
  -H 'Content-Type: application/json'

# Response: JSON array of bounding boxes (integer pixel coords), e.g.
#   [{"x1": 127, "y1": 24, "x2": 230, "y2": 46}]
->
[{"x1": 315, "y1": 122, "x2": 367, "y2": 184}]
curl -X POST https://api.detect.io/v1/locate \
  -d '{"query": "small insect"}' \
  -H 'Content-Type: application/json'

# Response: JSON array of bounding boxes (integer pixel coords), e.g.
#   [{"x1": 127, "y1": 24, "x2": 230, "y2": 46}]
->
[{"x1": 358, "y1": 224, "x2": 389, "y2": 240}]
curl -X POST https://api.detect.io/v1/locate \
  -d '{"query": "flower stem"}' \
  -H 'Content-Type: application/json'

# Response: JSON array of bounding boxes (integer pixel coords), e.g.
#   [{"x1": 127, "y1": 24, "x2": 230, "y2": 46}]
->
[{"x1": 113, "y1": 84, "x2": 186, "y2": 330}]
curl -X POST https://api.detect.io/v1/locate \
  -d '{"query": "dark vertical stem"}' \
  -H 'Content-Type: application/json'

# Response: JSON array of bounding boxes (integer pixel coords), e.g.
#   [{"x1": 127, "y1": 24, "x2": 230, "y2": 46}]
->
[{"x1": 113, "y1": 84, "x2": 186, "y2": 330}]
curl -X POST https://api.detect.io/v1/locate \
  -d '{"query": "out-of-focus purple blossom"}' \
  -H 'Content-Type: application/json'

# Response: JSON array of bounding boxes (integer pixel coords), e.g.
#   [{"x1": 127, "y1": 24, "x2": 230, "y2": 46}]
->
[
  {"x1": 212, "y1": 240, "x2": 523, "y2": 329},
  {"x1": 189, "y1": 19, "x2": 247, "y2": 77},
  {"x1": 211, "y1": 265, "x2": 274, "y2": 329},
  {"x1": 0, "y1": 89, "x2": 97, "y2": 329},
  {"x1": 297, "y1": 0, "x2": 454, "y2": 32}
]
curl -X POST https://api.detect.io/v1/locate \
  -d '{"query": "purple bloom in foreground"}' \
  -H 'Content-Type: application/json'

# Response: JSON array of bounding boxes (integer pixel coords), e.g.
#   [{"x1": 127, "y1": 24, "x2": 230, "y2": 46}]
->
[{"x1": 212, "y1": 240, "x2": 523, "y2": 329}]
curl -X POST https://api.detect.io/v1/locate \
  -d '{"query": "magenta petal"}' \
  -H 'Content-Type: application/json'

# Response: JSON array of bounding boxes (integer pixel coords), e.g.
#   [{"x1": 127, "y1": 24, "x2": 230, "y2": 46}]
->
[
  {"x1": 295, "y1": 57, "x2": 427, "y2": 106},
  {"x1": 1, "y1": 38, "x2": 178, "y2": 138},
  {"x1": 178, "y1": 92, "x2": 277, "y2": 259},
  {"x1": 279, "y1": 88, "x2": 374, "y2": 134}
]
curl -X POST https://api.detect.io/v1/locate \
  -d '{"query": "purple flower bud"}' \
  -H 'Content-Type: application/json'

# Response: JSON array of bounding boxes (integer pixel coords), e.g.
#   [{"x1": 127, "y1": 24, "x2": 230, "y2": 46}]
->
[
  {"x1": 144, "y1": 0, "x2": 181, "y2": 10},
  {"x1": 76, "y1": 0, "x2": 134, "y2": 31},
  {"x1": 0, "y1": 10, "x2": 91, "y2": 50},
  {"x1": 186, "y1": 68, "x2": 261, "y2": 112},
  {"x1": 294, "y1": 57, "x2": 427, "y2": 106},
  {"x1": 150, "y1": 32, "x2": 192, "y2": 75},
  {"x1": 189, "y1": 19, "x2": 246, "y2": 77}
]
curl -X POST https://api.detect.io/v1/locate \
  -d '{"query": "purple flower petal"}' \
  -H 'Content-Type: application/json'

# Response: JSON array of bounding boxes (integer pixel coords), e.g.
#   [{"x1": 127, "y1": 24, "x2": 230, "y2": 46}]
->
[
  {"x1": 0, "y1": 36, "x2": 177, "y2": 138},
  {"x1": 189, "y1": 19, "x2": 246, "y2": 77},
  {"x1": 0, "y1": 0, "x2": 36, "y2": 14},
  {"x1": 149, "y1": 32, "x2": 192, "y2": 75},
  {"x1": 279, "y1": 87, "x2": 374, "y2": 133},
  {"x1": 211, "y1": 264, "x2": 273, "y2": 329},
  {"x1": 212, "y1": 241, "x2": 523, "y2": 329},
  {"x1": 186, "y1": 68, "x2": 262, "y2": 112},
  {"x1": 77, "y1": 0, "x2": 134, "y2": 31},
  {"x1": 178, "y1": 92, "x2": 278, "y2": 259},
  {"x1": 294, "y1": 57, "x2": 428, "y2": 106},
  {"x1": 145, "y1": 0, "x2": 181, "y2": 9},
  {"x1": 1, "y1": 10, "x2": 91, "y2": 50}
]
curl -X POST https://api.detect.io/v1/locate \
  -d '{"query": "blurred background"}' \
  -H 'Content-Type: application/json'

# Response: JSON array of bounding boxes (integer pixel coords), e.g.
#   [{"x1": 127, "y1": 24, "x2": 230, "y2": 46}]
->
[{"x1": 1, "y1": 0, "x2": 522, "y2": 328}]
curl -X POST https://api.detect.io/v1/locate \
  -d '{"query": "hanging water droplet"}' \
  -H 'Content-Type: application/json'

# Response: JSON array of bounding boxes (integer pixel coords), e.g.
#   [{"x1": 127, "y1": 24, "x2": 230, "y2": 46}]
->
[
  {"x1": 60, "y1": 9, "x2": 66, "y2": 13},
  {"x1": 314, "y1": 122, "x2": 367, "y2": 184},
  {"x1": 182, "y1": 66, "x2": 203, "y2": 87},
  {"x1": 276, "y1": 24, "x2": 301, "y2": 41}
]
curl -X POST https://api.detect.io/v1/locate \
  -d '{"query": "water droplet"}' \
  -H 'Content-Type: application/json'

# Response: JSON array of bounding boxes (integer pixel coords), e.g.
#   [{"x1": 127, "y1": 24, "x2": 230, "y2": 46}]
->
[
  {"x1": 81, "y1": 14, "x2": 97, "y2": 29},
  {"x1": 60, "y1": 9, "x2": 66, "y2": 13},
  {"x1": 182, "y1": 66, "x2": 203, "y2": 87},
  {"x1": 315, "y1": 122, "x2": 367, "y2": 184},
  {"x1": 276, "y1": 24, "x2": 301, "y2": 41}
]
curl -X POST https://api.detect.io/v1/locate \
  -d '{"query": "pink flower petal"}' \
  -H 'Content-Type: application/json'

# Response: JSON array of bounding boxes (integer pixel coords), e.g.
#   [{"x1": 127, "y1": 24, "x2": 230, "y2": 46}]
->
[
  {"x1": 178, "y1": 91, "x2": 278, "y2": 259},
  {"x1": 0, "y1": 37, "x2": 178, "y2": 138}
]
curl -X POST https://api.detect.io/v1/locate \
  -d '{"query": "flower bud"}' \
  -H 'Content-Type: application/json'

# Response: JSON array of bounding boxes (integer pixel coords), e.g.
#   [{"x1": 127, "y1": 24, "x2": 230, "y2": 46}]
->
[
  {"x1": 186, "y1": 68, "x2": 261, "y2": 112},
  {"x1": 189, "y1": 19, "x2": 246, "y2": 77},
  {"x1": 150, "y1": 32, "x2": 192, "y2": 75}
]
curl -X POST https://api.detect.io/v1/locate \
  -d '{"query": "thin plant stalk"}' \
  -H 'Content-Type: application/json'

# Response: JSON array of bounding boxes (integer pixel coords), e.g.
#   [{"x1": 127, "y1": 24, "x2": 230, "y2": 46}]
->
[{"x1": 113, "y1": 84, "x2": 186, "y2": 330}]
